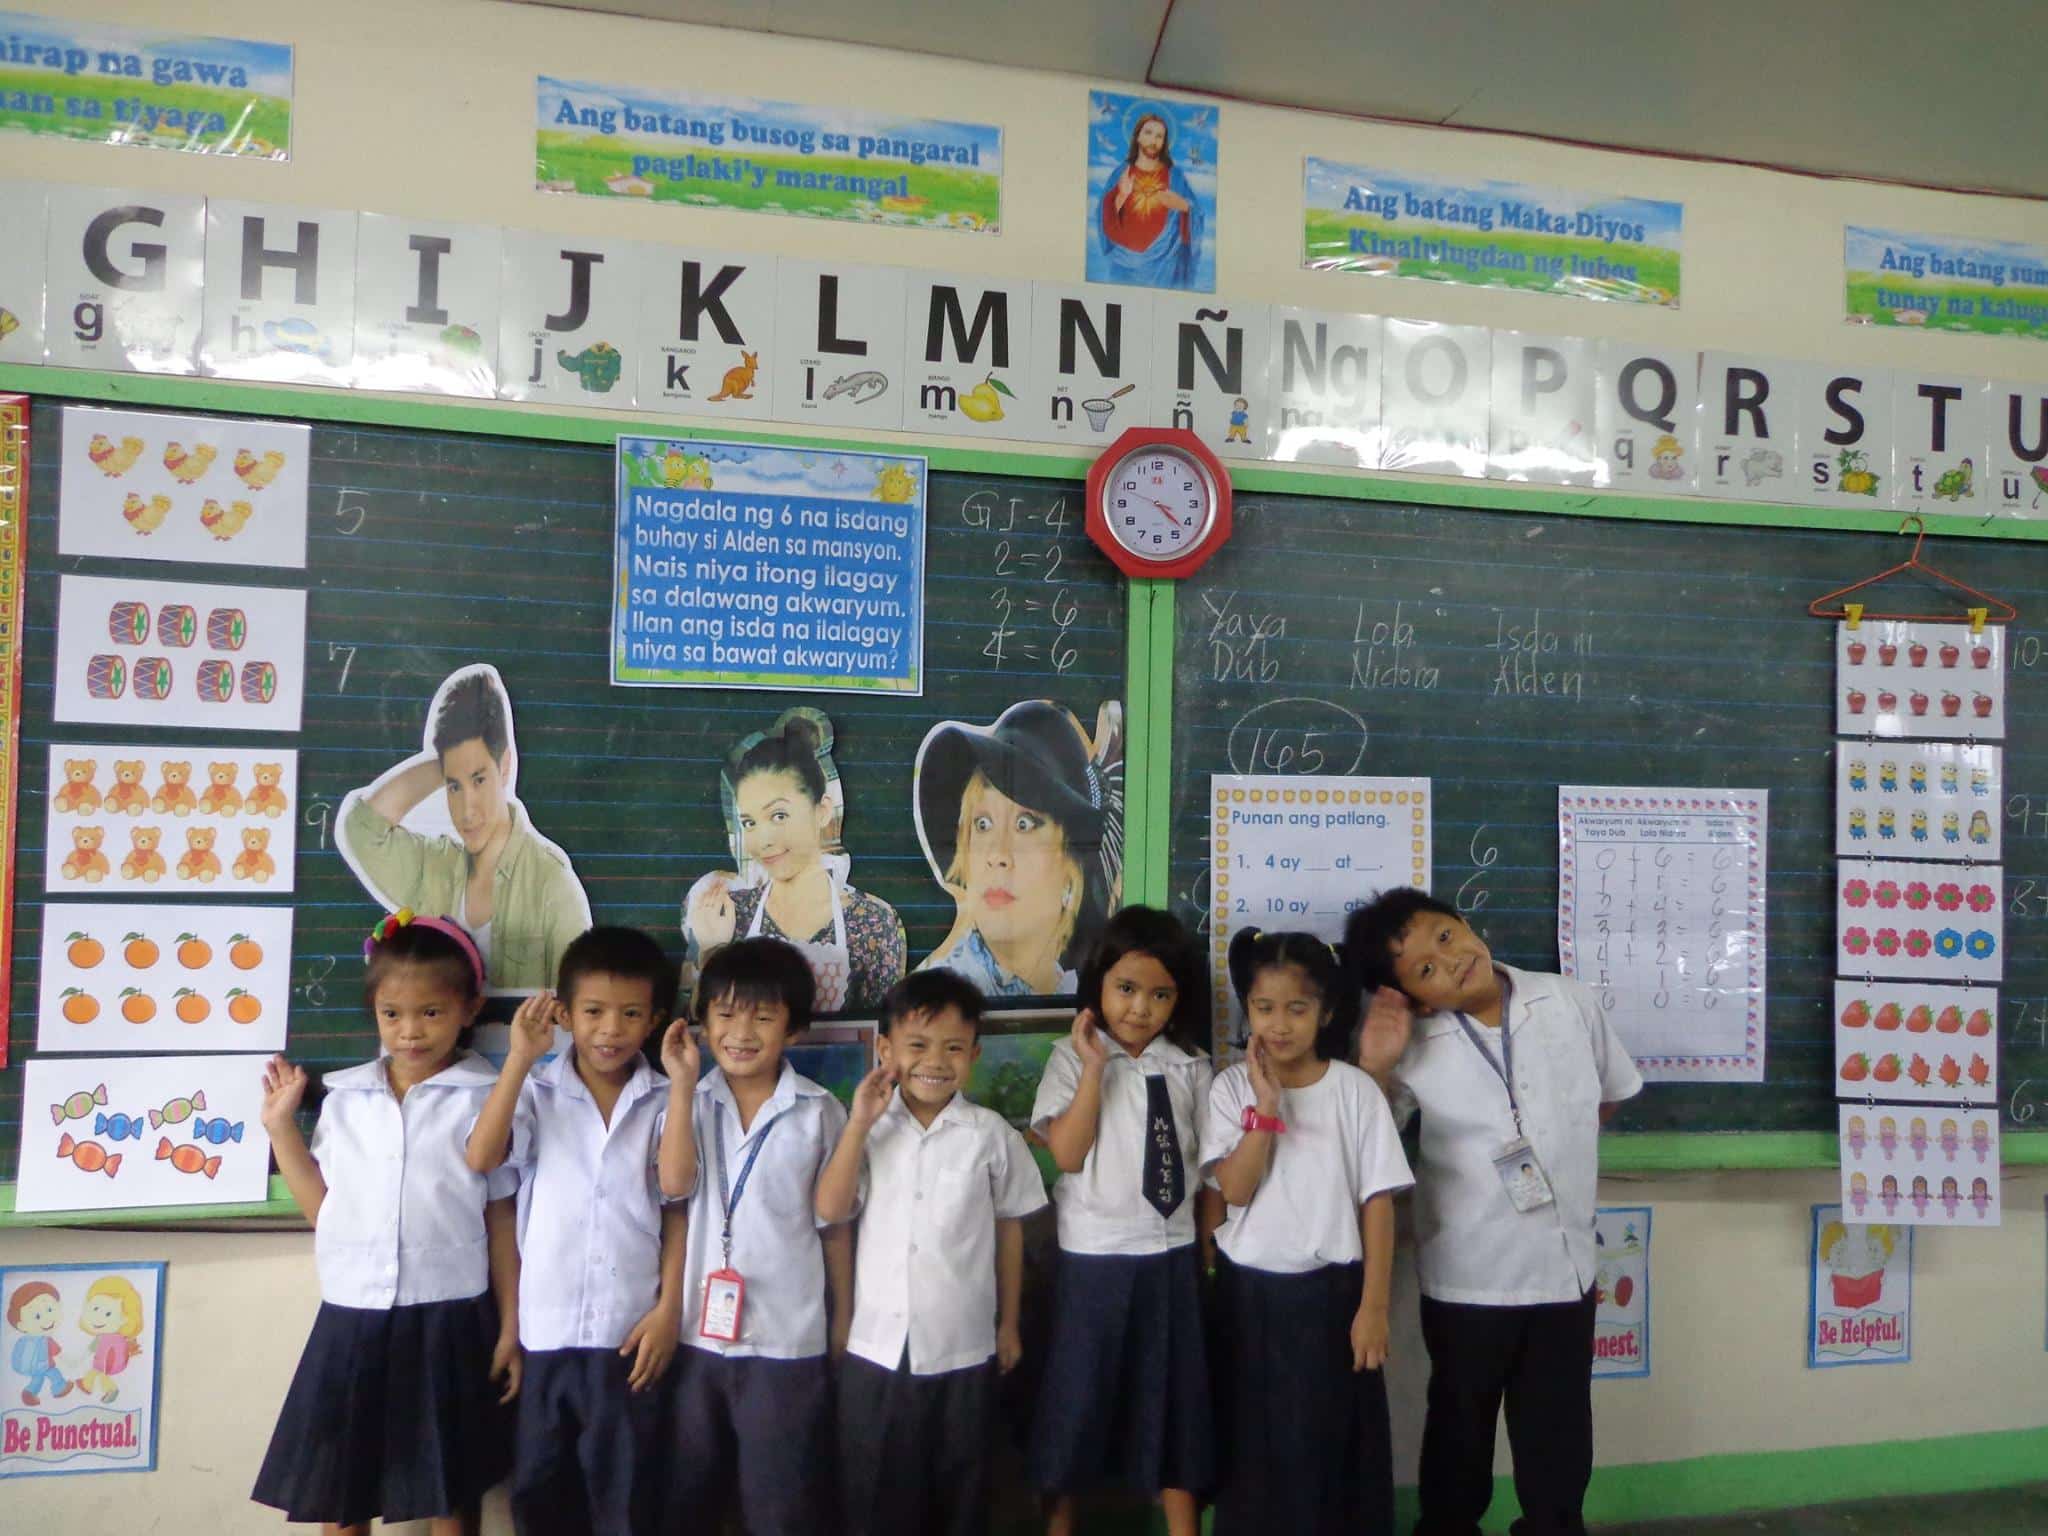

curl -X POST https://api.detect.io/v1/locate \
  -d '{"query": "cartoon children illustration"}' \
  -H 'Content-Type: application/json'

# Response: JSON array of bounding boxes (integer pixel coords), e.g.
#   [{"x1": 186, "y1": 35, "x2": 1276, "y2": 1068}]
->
[
  {"x1": 1908, "y1": 1117, "x2": 1928, "y2": 1161},
  {"x1": 1971, "y1": 1120, "x2": 1991, "y2": 1162},
  {"x1": 8, "y1": 1282, "x2": 70, "y2": 1406},
  {"x1": 1648, "y1": 434, "x2": 1685, "y2": 480},
  {"x1": 1847, "y1": 1170, "x2": 1869, "y2": 1216},
  {"x1": 1879, "y1": 1173, "x2": 1900, "y2": 1215},
  {"x1": 1878, "y1": 1115, "x2": 1898, "y2": 1159},
  {"x1": 1970, "y1": 1177, "x2": 1992, "y2": 1217},
  {"x1": 1909, "y1": 1175, "x2": 1929, "y2": 1217},
  {"x1": 1940, "y1": 1176, "x2": 1961, "y2": 1218},
  {"x1": 72, "y1": 1275, "x2": 145, "y2": 1403},
  {"x1": 1819, "y1": 1220, "x2": 1894, "y2": 1308},
  {"x1": 1940, "y1": 1118, "x2": 1960, "y2": 1160},
  {"x1": 1844, "y1": 1114, "x2": 1867, "y2": 1157},
  {"x1": 1225, "y1": 396, "x2": 1250, "y2": 444}
]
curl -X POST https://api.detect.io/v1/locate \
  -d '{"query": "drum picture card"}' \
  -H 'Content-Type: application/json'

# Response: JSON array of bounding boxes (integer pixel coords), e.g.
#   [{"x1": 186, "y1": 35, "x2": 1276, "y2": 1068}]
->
[
  {"x1": 1839, "y1": 1105, "x2": 2000, "y2": 1227},
  {"x1": 1835, "y1": 741, "x2": 2000, "y2": 862},
  {"x1": 1832, "y1": 979, "x2": 1996, "y2": 1105},
  {"x1": 58, "y1": 405, "x2": 310, "y2": 569},
  {"x1": 45, "y1": 745, "x2": 297, "y2": 896},
  {"x1": 15, "y1": 1055, "x2": 271, "y2": 1213},
  {"x1": 55, "y1": 574, "x2": 305, "y2": 732},
  {"x1": 1835, "y1": 621, "x2": 2004, "y2": 741},
  {"x1": 37, "y1": 905, "x2": 292, "y2": 1053},
  {"x1": 1837, "y1": 860, "x2": 2002, "y2": 984}
]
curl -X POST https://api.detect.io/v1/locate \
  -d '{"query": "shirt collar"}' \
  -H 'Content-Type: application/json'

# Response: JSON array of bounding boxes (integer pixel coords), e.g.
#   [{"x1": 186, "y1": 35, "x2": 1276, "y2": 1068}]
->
[
  {"x1": 492, "y1": 800, "x2": 535, "y2": 880},
  {"x1": 536, "y1": 1046, "x2": 661, "y2": 1108},
  {"x1": 882, "y1": 1087, "x2": 975, "y2": 1133},
  {"x1": 1420, "y1": 964, "x2": 1549, "y2": 1039},
  {"x1": 325, "y1": 1048, "x2": 498, "y2": 1095},
  {"x1": 1108, "y1": 1033, "x2": 1195, "y2": 1068},
  {"x1": 699, "y1": 1062, "x2": 823, "y2": 1124}
]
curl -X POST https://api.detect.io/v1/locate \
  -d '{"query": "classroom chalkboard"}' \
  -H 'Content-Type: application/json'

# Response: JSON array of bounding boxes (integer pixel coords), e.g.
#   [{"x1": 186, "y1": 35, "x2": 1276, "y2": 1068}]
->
[
  {"x1": 1167, "y1": 492, "x2": 2048, "y2": 1133},
  {"x1": 1, "y1": 398, "x2": 1124, "y2": 1181}
]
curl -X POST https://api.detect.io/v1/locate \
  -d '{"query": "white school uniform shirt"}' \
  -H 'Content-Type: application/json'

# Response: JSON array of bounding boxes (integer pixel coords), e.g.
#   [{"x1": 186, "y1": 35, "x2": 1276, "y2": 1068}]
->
[
  {"x1": 509, "y1": 1049, "x2": 670, "y2": 1352},
  {"x1": 1204, "y1": 1060, "x2": 1414, "y2": 1273},
  {"x1": 1029, "y1": 1035, "x2": 1212, "y2": 1255},
  {"x1": 1390, "y1": 965, "x2": 1643, "y2": 1306},
  {"x1": 680, "y1": 1064, "x2": 848, "y2": 1360},
  {"x1": 847, "y1": 1090, "x2": 1048, "y2": 1375},
  {"x1": 310, "y1": 1051, "x2": 517, "y2": 1310}
]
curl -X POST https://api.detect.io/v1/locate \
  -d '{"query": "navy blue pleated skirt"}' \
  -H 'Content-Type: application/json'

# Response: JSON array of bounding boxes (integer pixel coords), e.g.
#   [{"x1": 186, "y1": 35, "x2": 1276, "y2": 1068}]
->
[
  {"x1": 1213, "y1": 1255, "x2": 1392, "y2": 1536},
  {"x1": 252, "y1": 1293, "x2": 512, "y2": 1525},
  {"x1": 1029, "y1": 1245, "x2": 1215, "y2": 1497}
]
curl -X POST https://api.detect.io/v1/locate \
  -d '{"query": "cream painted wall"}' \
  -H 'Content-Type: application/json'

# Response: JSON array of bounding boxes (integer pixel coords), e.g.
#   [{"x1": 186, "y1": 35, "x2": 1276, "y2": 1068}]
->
[
  {"x1": 9, "y1": 1172, "x2": 2046, "y2": 1531},
  {"x1": 5, "y1": 1, "x2": 2048, "y2": 1525}
]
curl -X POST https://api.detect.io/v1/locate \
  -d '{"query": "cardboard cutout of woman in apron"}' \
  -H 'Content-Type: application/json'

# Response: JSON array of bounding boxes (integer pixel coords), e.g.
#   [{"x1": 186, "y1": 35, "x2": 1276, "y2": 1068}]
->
[{"x1": 683, "y1": 708, "x2": 906, "y2": 1013}]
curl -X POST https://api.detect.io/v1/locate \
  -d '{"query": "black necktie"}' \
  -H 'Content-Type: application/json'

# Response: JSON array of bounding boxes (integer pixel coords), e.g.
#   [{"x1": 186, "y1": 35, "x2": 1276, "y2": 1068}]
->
[{"x1": 1143, "y1": 1075, "x2": 1184, "y2": 1220}]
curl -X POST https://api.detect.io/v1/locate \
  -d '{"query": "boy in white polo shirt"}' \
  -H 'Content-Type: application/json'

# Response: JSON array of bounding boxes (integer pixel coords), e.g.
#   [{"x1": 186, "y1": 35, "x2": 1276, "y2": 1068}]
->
[
  {"x1": 466, "y1": 925, "x2": 688, "y2": 1536},
  {"x1": 816, "y1": 968, "x2": 1048, "y2": 1536},
  {"x1": 1347, "y1": 891, "x2": 1641, "y2": 1536}
]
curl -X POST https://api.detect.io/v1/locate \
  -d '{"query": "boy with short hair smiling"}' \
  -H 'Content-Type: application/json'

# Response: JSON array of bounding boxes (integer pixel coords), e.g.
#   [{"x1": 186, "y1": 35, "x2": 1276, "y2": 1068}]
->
[
  {"x1": 466, "y1": 924, "x2": 690, "y2": 1536},
  {"x1": 817, "y1": 969, "x2": 1048, "y2": 1536},
  {"x1": 659, "y1": 935, "x2": 852, "y2": 1536}
]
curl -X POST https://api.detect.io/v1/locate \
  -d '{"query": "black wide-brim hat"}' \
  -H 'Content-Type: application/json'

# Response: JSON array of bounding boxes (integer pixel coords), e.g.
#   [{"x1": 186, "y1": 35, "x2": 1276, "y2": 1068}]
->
[{"x1": 915, "y1": 700, "x2": 1107, "y2": 884}]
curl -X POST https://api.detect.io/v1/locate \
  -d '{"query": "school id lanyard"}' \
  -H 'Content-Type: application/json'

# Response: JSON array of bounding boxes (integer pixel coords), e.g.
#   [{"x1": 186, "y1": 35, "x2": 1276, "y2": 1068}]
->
[
  {"x1": 713, "y1": 1098, "x2": 784, "y2": 1271},
  {"x1": 1452, "y1": 975, "x2": 1521, "y2": 1134}
]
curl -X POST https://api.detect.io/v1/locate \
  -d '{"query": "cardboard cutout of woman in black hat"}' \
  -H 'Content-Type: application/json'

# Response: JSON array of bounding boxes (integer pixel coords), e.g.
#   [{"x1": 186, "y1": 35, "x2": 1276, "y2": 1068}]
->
[{"x1": 913, "y1": 699, "x2": 1124, "y2": 997}]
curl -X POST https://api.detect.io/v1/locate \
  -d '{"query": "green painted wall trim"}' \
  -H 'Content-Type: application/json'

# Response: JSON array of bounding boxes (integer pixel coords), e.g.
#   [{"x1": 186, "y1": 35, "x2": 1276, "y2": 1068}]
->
[{"x1": 8, "y1": 364, "x2": 2042, "y2": 541}]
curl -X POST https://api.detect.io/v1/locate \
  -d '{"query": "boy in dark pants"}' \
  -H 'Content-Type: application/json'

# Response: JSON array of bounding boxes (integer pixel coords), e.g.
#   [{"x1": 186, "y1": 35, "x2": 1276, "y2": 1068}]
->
[
  {"x1": 817, "y1": 969, "x2": 1048, "y2": 1536},
  {"x1": 1347, "y1": 891, "x2": 1641, "y2": 1536}
]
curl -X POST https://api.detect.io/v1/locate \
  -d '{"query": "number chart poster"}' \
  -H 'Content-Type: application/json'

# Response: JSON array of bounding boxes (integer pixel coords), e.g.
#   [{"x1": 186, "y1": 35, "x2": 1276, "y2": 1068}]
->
[
  {"x1": 1592, "y1": 1207, "x2": 1650, "y2": 1379},
  {"x1": 0, "y1": 11, "x2": 290, "y2": 158},
  {"x1": 613, "y1": 438, "x2": 926, "y2": 694},
  {"x1": 537, "y1": 77, "x2": 1000, "y2": 232},
  {"x1": 1208, "y1": 775, "x2": 1430, "y2": 1050},
  {"x1": 0, "y1": 1262, "x2": 164, "y2": 1478},
  {"x1": 1302, "y1": 159, "x2": 1683, "y2": 308},
  {"x1": 1809, "y1": 1204, "x2": 1911, "y2": 1368},
  {"x1": 1557, "y1": 788, "x2": 1768, "y2": 1083}
]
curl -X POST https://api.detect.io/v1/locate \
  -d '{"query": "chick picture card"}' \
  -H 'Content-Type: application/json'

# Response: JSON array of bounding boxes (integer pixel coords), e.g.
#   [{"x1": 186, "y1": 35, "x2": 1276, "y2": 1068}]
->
[
  {"x1": 0, "y1": 1261, "x2": 165, "y2": 1479},
  {"x1": 1839, "y1": 1106, "x2": 2000, "y2": 1227},
  {"x1": 1809, "y1": 1204, "x2": 1911, "y2": 1368},
  {"x1": 1834, "y1": 742, "x2": 2001, "y2": 862},
  {"x1": 15, "y1": 1055, "x2": 271, "y2": 1213},
  {"x1": 45, "y1": 745, "x2": 297, "y2": 896},
  {"x1": 54, "y1": 574, "x2": 306, "y2": 731},
  {"x1": 1832, "y1": 980, "x2": 1996, "y2": 1104},
  {"x1": 37, "y1": 905, "x2": 292, "y2": 1053},
  {"x1": 59, "y1": 405, "x2": 309, "y2": 568},
  {"x1": 1837, "y1": 861, "x2": 2002, "y2": 983},
  {"x1": 1835, "y1": 621, "x2": 2004, "y2": 740}
]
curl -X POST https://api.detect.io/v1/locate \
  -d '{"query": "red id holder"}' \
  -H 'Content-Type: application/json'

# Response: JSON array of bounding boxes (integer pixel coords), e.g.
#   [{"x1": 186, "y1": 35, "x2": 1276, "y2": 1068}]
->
[{"x1": 700, "y1": 1268, "x2": 745, "y2": 1342}]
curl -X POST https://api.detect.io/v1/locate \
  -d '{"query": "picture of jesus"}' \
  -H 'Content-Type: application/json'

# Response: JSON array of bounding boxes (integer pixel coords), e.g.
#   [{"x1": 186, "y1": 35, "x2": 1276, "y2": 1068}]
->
[{"x1": 1087, "y1": 91, "x2": 1217, "y2": 293}]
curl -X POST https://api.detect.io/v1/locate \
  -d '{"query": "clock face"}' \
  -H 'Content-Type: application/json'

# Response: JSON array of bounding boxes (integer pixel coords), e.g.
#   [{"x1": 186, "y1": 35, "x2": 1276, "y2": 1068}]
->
[{"x1": 1102, "y1": 448, "x2": 1217, "y2": 560}]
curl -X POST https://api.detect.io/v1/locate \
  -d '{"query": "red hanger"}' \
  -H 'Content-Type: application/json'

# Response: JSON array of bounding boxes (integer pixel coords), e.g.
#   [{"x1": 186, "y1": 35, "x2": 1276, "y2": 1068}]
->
[{"x1": 1807, "y1": 516, "x2": 2017, "y2": 625}]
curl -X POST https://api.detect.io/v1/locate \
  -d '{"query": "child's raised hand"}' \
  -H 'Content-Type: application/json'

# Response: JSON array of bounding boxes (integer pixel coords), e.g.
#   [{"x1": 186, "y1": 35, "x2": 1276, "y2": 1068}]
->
[
  {"x1": 1358, "y1": 986, "x2": 1414, "y2": 1078},
  {"x1": 507, "y1": 991, "x2": 561, "y2": 1068},
  {"x1": 850, "y1": 1060, "x2": 896, "y2": 1127},
  {"x1": 1351, "y1": 1300, "x2": 1390, "y2": 1373},
  {"x1": 1071, "y1": 1008, "x2": 1111, "y2": 1069},
  {"x1": 660, "y1": 1019, "x2": 702, "y2": 1090},
  {"x1": 1245, "y1": 1037, "x2": 1281, "y2": 1115},
  {"x1": 259, "y1": 1055, "x2": 307, "y2": 1131},
  {"x1": 686, "y1": 874, "x2": 737, "y2": 952}
]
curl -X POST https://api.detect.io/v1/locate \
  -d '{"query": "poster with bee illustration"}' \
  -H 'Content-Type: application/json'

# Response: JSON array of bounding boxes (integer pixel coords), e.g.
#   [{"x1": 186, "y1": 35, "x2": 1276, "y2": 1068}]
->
[
  {"x1": 59, "y1": 406, "x2": 309, "y2": 568},
  {"x1": 15, "y1": 1055, "x2": 271, "y2": 1213},
  {"x1": 1839, "y1": 1106, "x2": 2000, "y2": 1228},
  {"x1": 37, "y1": 905, "x2": 292, "y2": 1053},
  {"x1": 44, "y1": 744, "x2": 298, "y2": 897},
  {"x1": 54, "y1": 575, "x2": 305, "y2": 731},
  {"x1": 1835, "y1": 742, "x2": 2000, "y2": 861}
]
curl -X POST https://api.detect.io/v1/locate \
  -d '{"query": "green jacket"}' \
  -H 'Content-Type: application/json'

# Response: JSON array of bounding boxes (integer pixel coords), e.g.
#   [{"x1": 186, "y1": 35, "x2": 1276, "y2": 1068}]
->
[{"x1": 340, "y1": 795, "x2": 590, "y2": 989}]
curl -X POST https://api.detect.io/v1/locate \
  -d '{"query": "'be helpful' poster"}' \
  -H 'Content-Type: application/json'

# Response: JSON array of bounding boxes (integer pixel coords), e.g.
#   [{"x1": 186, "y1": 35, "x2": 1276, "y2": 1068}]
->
[{"x1": 1808, "y1": 1204, "x2": 1911, "y2": 1368}]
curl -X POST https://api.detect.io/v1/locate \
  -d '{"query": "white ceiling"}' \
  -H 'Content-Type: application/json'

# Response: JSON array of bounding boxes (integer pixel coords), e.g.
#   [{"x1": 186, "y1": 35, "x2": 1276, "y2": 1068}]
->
[{"x1": 512, "y1": 0, "x2": 2048, "y2": 199}]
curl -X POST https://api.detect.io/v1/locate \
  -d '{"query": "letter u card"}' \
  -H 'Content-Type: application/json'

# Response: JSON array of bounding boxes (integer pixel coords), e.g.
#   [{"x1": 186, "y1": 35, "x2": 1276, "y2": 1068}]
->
[
  {"x1": 1836, "y1": 621, "x2": 2004, "y2": 740},
  {"x1": 15, "y1": 1055, "x2": 271, "y2": 1213},
  {"x1": 54, "y1": 574, "x2": 306, "y2": 731}
]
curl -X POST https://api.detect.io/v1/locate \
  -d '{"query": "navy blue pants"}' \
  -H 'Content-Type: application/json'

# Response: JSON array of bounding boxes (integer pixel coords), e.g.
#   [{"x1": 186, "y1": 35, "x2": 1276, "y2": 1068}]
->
[
  {"x1": 512, "y1": 1347, "x2": 666, "y2": 1536},
  {"x1": 839, "y1": 1350, "x2": 995, "y2": 1536},
  {"x1": 667, "y1": 1348, "x2": 834, "y2": 1536}
]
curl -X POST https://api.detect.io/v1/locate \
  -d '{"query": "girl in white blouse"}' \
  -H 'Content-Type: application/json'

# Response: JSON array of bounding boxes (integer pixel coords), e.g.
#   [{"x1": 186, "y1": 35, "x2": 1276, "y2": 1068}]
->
[
  {"x1": 1205, "y1": 928, "x2": 1413, "y2": 1536},
  {"x1": 252, "y1": 914, "x2": 519, "y2": 1534}
]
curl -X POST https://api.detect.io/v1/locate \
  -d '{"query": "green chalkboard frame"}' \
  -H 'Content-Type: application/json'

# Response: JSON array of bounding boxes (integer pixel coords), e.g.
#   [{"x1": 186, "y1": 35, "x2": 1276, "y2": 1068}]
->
[{"x1": 0, "y1": 360, "x2": 2042, "y2": 1226}]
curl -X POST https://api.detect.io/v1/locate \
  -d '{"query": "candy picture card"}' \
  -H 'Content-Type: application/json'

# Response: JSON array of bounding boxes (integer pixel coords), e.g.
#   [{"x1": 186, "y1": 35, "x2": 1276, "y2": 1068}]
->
[
  {"x1": 1557, "y1": 787, "x2": 1768, "y2": 1083},
  {"x1": 1839, "y1": 1105, "x2": 2000, "y2": 1228},
  {"x1": 54, "y1": 574, "x2": 306, "y2": 732},
  {"x1": 59, "y1": 405, "x2": 310, "y2": 569},
  {"x1": 15, "y1": 1055, "x2": 271, "y2": 1213},
  {"x1": 1835, "y1": 620, "x2": 2004, "y2": 741},
  {"x1": 37, "y1": 905, "x2": 293, "y2": 1054},
  {"x1": 45, "y1": 745, "x2": 297, "y2": 896},
  {"x1": 1834, "y1": 741, "x2": 2001, "y2": 862},
  {"x1": 1832, "y1": 979, "x2": 1997, "y2": 1105},
  {"x1": 1837, "y1": 860, "x2": 2002, "y2": 983},
  {"x1": 1809, "y1": 1203, "x2": 1911, "y2": 1368}
]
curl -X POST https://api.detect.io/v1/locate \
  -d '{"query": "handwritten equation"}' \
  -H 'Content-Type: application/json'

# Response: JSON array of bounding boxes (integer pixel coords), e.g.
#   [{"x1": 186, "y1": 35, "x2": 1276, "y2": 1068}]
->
[
  {"x1": 1558, "y1": 787, "x2": 1768, "y2": 1084},
  {"x1": 962, "y1": 490, "x2": 1082, "y2": 675}
]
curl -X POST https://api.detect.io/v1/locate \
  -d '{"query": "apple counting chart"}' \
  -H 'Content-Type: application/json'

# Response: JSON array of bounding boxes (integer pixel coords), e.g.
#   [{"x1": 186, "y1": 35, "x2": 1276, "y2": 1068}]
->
[
  {"x1": 1833, "y1": 617, "x2": 2006, "y2": 1226},
  {"x1": 1556, "y1": 788, "x2": 1769, "y2": 1084}
]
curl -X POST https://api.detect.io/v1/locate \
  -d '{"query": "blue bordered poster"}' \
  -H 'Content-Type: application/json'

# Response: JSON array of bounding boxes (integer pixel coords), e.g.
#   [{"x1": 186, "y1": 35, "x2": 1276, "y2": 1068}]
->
[
  {"x1": 1808, "y1": 1204, "x2": 1911, "y2": 1368},
  {"x1": 1, "y1": 1261, "x2": 164, "y2": 1476},
  {"x1": 1591, "y1": 1206, "x2": 1650, "y2": 1379}
]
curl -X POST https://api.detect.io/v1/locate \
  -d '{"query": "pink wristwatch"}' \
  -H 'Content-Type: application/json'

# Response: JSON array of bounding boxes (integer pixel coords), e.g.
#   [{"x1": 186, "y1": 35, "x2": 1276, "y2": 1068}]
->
[{"x1": 1240, "y1": 1105, "x2": 1286, "y2": 1135}]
